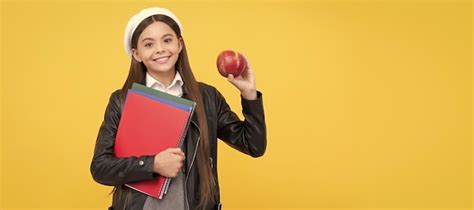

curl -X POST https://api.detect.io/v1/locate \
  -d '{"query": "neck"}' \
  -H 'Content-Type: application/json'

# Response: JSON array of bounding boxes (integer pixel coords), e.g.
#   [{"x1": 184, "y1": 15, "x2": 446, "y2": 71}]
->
[{"x1": 148, "y1": 70, "x2": 176, "y2": 88}]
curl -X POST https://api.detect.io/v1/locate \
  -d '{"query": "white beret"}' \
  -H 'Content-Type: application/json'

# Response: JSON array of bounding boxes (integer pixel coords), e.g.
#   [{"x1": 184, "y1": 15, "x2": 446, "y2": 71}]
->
[{"x1": 124, "y1": 7, "x2": 183, "y2": 58}]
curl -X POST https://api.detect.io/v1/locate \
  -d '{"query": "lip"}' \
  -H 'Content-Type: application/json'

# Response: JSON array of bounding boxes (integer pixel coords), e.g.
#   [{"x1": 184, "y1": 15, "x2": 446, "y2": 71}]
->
[{"x1": 152, "y1": 56, "x2": 171, "y2": 64}]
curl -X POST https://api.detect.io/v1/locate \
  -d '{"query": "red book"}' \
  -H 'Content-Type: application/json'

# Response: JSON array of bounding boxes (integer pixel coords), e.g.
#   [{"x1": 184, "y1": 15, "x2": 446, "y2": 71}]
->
[{"x1": 114, "y1": 88, "x2": 194, "y2": 199}]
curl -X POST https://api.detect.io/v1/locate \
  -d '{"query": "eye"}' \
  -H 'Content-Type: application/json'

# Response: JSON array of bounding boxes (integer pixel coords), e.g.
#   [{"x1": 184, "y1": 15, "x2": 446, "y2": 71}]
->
[
  {"x1": 144, "y1": 42, "x2": 153, "y2": 47},
  {"x1": 164, "y1": 38, "x2": 173, "y2": 43}
]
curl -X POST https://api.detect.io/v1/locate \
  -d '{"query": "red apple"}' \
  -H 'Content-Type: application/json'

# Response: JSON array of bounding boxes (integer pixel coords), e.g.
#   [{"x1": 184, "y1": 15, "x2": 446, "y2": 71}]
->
[{"x1": 216, "y1": 50, "x2": 247, "y2": 77}]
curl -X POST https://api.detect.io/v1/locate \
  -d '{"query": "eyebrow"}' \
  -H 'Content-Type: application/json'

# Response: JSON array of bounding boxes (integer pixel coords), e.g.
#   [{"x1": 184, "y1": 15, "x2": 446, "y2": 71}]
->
[
  {"x1": 141, "y1": 38, "x2": 154, "y2": 42},
  {"x1": 141, "y1": 34, "x2": 174, "y2": 43}
]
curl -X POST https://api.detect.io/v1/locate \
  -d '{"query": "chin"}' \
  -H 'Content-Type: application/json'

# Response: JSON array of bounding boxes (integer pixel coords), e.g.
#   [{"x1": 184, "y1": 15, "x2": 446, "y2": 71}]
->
[{"x1": 149, "y1": 68, "x2": 174, "y2": 74}]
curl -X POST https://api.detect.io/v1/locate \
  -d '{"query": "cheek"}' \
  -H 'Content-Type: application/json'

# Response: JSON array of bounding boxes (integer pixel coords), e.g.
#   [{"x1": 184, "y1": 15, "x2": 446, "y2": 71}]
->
[
  {"x1": 141, "y1": 49, "x2": 153, "y2": 57},
  {"x1": 168, "y1": 43, "x2": 181, "y2": 53}
]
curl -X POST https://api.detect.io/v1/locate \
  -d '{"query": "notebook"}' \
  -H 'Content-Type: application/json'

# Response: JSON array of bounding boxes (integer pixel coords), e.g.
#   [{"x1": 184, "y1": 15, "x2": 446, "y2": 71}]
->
[{"x1": 114, "y1": 83, "x2": 195, "y2": 199}]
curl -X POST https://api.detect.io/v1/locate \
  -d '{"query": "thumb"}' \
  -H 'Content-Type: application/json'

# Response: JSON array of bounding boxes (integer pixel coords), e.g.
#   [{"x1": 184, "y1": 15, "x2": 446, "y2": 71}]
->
[
  {"x1": 227, "y1": 74, "x2": 235, "y2": 82},
  {"x1": 227, "y1": 74, "x2": 240, "y2": 87}
]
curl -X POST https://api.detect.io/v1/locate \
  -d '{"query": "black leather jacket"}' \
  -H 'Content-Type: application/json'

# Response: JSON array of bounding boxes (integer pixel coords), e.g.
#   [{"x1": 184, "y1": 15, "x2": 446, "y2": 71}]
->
[{"x1": 90, "y1": 82, "x2": 267, "y2": 210}]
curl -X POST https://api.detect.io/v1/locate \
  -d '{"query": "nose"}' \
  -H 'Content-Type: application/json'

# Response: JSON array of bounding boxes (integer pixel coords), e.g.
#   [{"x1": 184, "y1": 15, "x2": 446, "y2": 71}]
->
[{"x1": 155, "y1": 44, "x2": 163, "y2": 54}]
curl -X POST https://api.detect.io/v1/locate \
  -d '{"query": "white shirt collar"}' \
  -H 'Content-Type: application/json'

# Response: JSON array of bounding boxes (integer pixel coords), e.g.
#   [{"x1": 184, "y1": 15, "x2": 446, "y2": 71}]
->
[{"x1": 146, "y1": 71, "x2": 184, "y2": 97}]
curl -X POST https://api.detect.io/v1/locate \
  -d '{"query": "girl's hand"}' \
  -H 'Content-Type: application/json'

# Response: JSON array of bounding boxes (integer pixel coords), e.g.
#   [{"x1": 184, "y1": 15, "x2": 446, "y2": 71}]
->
[
  {"x1": 153, "y1": 148, "x2": 185, "y2": 178},
  {"x1": 227, "y1": 62, "x2": 257, "y2": 100}
]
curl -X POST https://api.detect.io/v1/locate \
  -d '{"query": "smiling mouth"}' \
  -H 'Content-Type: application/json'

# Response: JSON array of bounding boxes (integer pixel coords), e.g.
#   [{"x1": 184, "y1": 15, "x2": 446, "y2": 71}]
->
[{"x1": 153, "y1": 56, "x2": 170, "y2": 64}]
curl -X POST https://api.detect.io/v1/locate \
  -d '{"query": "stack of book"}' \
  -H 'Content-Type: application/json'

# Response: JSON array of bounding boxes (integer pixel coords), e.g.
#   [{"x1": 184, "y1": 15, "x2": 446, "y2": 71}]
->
[{"x1": 114, "y1": 82, "x2": 195, "y2": 199}]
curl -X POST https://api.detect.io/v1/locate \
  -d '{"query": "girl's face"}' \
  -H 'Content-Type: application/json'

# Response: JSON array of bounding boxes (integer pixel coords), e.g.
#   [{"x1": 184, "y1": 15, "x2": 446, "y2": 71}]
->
[{"x1": 132, "y1": 21, "x2": 182, "y2": 75}]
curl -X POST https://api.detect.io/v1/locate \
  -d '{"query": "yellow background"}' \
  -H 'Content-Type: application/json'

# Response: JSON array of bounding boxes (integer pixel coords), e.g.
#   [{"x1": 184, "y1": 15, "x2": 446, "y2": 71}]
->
[{"x1": 1, "y1": 0, "x2": 472, "y2": 209}]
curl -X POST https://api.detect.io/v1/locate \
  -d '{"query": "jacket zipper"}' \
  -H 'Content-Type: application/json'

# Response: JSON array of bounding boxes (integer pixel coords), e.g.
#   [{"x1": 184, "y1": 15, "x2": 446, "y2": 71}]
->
[{"x1": 184, "y1": 121, "x2": 200, "y2": 210}]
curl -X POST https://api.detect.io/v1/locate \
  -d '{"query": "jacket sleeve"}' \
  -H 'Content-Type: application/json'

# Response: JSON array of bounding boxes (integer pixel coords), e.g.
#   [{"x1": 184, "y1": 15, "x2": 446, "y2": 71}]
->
[
  {"x1": 215, "y1": 89, "x2": 267, "y2": 157},
  {"x1": 90, "y1": 90, "x2": 156, "y2": 186}
]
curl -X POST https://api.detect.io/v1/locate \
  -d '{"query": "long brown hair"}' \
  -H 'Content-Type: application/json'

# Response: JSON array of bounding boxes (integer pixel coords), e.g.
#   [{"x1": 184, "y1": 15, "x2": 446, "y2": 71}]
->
[{"x1": 119, "y1": 15, "x2": 215, "y2": 209}]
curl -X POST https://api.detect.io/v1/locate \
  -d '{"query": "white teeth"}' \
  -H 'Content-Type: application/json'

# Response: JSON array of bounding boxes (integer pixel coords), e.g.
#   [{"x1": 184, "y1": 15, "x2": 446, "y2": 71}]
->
[{"x1": 154, "y1": 56, "x2": 169, "y2": 63}]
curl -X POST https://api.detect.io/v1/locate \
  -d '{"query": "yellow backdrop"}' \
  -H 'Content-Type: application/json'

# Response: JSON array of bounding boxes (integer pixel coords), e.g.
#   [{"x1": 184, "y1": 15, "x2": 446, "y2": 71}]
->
[{"x1": 1, "y1": 0, "x2": 472, "y2": 210}]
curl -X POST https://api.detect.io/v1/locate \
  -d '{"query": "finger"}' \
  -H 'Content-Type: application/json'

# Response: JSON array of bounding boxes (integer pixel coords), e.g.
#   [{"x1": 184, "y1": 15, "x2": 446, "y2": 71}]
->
[
  {"x1": 245, "y1": 60, "x2": 253, "y2": 71},
  {"x1": 168, "y1": 148, "x2": 183, "y2": 154},
  {"x1": 176, "y1": 150, "x2": 185, "y2": 158},
  {"x1": 227, "y1": 74, "x2": 238, "y2": 86},
  {"x1": 176, "y1": 151, "x2": 185, "y2": 158},
  {"x1": 227, "y1": 74, "x2": 234, "y2": 81},
  {"x1": 243, "y1": 63, "x2": 254, "y2": 77},
  {"x1": 246, "y1": 65, "x2": 254, "y2": 75}
]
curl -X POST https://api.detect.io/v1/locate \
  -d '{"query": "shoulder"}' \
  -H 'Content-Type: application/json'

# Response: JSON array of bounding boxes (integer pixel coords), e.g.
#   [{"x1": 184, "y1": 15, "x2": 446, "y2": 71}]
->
[
  {"x1": 198, "y1": 82, "x2": 225, "y2": 100},
  {"x1": 107, "y1": 89, "x2": 123, "y2": 108},
  {"x1": 197, "y1": 82, "x2": 222, "y2": 99},
  {"x1": 110, "y1": 89, "x2": 123, "y2": 100},
  {"x1": 197, "y1": 82, "x2": 217, "y2": 92},
  {"x1": 196, "y1": 82, "x2": 229, "y2": 110}
]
